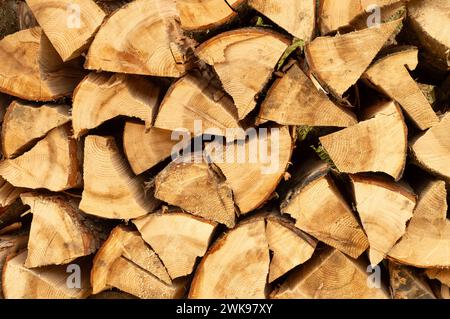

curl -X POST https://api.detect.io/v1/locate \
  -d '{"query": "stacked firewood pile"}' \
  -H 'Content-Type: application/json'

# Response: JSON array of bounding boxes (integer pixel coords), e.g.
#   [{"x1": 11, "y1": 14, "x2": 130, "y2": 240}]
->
[{"x1": 0, "y1": 0, "x2": 448, "y2": 299}]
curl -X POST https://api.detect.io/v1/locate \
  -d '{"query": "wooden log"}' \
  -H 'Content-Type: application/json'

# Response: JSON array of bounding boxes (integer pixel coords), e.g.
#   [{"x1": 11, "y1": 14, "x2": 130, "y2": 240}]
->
[
  {"x1": 363, "y1": 48, "x2": 439, "y2": 130},
  {"x1": 72, "y1": 73, "x2": 160, "y2": 138},
  {"x1": 1, "y1": 100, "x2": 70, "y2": 158},
  {"x1": 412, "y1": 178, "x2": 447, "y2": 221},
  {"x1": 257, "y1": 62, "x2": 357, "y2": 127},
  {"x1": 0, "y1": 177, "x2": 22, "y2": 208},
  {"x1": 0, "y1": 27, "x2": 84, "y2": 101},
  {"x1": 410, "y1": 113, "x2": 450, "y2": 181},
  {"x1": 91, "y1": 225, "x2": 185, "y2": 298},
  {"x1": 305, "y1": 19, "x2": 402, "y2": 96},
  {"x1": 2, "y1": 251, "x2": 91, "y2": 299},
  {"x1": 189, "y1": 218, "x2": 269, "y2": 298},
  {"x1": 351, "y1": 175, "x2": 416, "y2": 265},
  {"x1": 0, "y1": 233, "x2": 28, "y2": 298},
  {"x1": 0, "y1": 125, "x2": 81, "y2": 191},
  {"x1": 80, "y1": 135, "x2": 159, "y2": 220},
  {"x1": 25, "y1": 0, "x2": 106, "y2": 61},
  {"x1": 272, "y1": 247, "x2": 390, "y2": 299},
  {"x1": 319, "y1": 100, "x2": 407, "y2": 180},
  {"x1": 134, "y1": 210, "x2": 217, "y2": 279},
  {"x1": 388, "y1": 262, "x2": 436, "y2": 299},
  {"x1": 281, "y1": 158, "x2": 369, "y2": 259},
  {"x1": 85, "y1": 0, "x2": 192, "y2": 77},
  {"x1": 196, "y1": 28, "x2": 289, "y2": 119},
  {"x1": 21, "y1": 193, "x2": 103, "y2": 268}
]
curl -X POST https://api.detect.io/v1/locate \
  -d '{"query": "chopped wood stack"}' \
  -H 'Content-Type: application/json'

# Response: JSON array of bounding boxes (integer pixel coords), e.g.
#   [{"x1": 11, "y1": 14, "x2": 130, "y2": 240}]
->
[{"x1": 0, "y1": 0, "x2": 448, "y2": 299}]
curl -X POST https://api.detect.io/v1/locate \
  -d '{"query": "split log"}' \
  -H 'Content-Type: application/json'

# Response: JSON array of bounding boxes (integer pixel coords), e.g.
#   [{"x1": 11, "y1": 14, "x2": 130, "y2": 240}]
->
[
  {"x1": 272, "y1": 247, "x2": 389, "y2": 299},
  {"x1": 80, "y1": 135, "x2": 159, "y2": 219},
  {"x1": 0, "y1": 233, "x2": 28, "y2": 298},
  {"x1": 305, "y1": 19, "x2": 402, "y2": 96},
  {"x1": 0, "y1": 125, "x2": 81, "y2": 191},
  {"x1": 196, "y1": 28, "x2": 289, "y2": 119},
  {"x1": 155, "y1": 156, "x2": 236, "y2": 227},
  {"x1": 72, "y1": 73, "x2": 160, "y2": 138},
  {"x1": 0, "y1": 27, "x2": 84, "y2": 101},
  {"x1": 0, "y1": 177, "x2": 22, "y2": 208},
  {"x1": 389, "y1": 262, "x2": 436, "y2": 299},
  {"x1": 25, "y1": 0, "x2": 106, "y2": 61},
  {"x1": 410, "y1": 113, "x2": 450, "y2": 181},
  {"x1": 412, "y1": 178, "x2": 447, "y2": 221},
  {"x1": 134, "y1": 210, "x2": 217, "y2": 279},
  {"x1": 21, "y1": 193, "x2": 103, "y2": 268},
  {"x1": 319, "y1": 100, "x2": 407, "y2": 180},
  {"x1": 123, "y1": 122, "x2": 177, "y2": 175},
  {"x1": 85, "y1": 0, "x2": 191, "y2": 77},
  {"x1": 363, "y1": 47, "x2": 439, "y2": 130},
  {"x1": 189, "y1": 218, "x2": 269, "y2": 298},
  {"x1": 91, "y1": 225, "x2": 185, "y2": 298},
  {"x1": 1, "y1": 101, "x2": 70, "y2": 158},
  {"x1": 206, "y1": 125, "x2": 293, "y2": 214},
  {"x1": 154, "y1": 74, "x2": 240, "y2": 136},
  {"x1": 248, "y1": 0, "x2": 315, "y2": 41},
  {"x1": 281, "y1": 158, "x2": 369, "y2": 259},
  {"x1": 351, "y1": 175, "x2": 416, "y2": 265},
  {"x1": 2, "y1": 251, "x2": 91, "y2": 299},
  {"x1": 257, "y1": 62, "x2": 357, "y2": 127}
]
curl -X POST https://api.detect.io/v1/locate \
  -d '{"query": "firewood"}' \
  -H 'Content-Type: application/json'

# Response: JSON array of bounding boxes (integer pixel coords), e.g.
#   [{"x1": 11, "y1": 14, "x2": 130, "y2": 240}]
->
[
  {"x1": 305, "y1": 19, "x2": 402, "y2": 96},
  {"x1": 189, "y1": 218, "x2": 269, "y2": 298},
  {"x1": 21, "y1": 193, "x2": 103, "y2": 268},
  {"x1": 257, "y1": 62, "x2": 357, "y2": 127},
  {"x1": 85, "y1": 0, "x2": 191, "y2": 77},
  {"x1": 154, "y1": 74, "x2": 240, "y2": 136},
  {"x1": 0, "y1": 125, "x2": 81, "y2": 191},
  {"x1": 412, "y1": 178, "x2": 447, "y2": 221},
  {"x1": 196, "y1": 28, "x2": 289, "y2": 119},
  {"x1": 0, "y1": 233, "x2": 28, "y2": 298},
  {"x1": 0, "y1": 27, "x2": 84, "y2": 101},
  {"x1": 91, "y1": 225, "x2": 185, "y2": 298},
  {"x1": 155, "y1": 156, "x2": 236, "y2": 227},
  {"x1": 388, "y1": 262, "x2": 436, "y2": 299},
  {"x1": 2, "y1": 251, "x2": 91, "y2": 299},
  {"x1": 80, "y1": 135, "x2": 159, "y2": 219},
  {"x1": 0, "y1": 177, "x2": 22, "y2": 208},
  {"x1": 248, "y1": 0, "x2": 315, "y2": 41},
  {"x1": 281, "y1": 158, "x2": 369, "y2": 258},
  {"x1": 351, "y1": 175, "x2": 416, "y2": 265},
  {"x1": 123, "y1": 122, "x2": 177, "y2": 175},
  {"x1": 363, "y1": 48, "x2": 439, "y2": 130},
  {"x1": 134, "y1": 210, "x2": 217, "y2": 279},
  {"x1": 1, "y1": 101, "x2": 70, "y2": 158},
  {"x1": 272, "y1": 247, "x2": 390, "y2": 299},
  {"x1": 0, "y1": 199, "x2": 28, "y2": 231},
  {"x1": 410, "y1": 113, "x2": 450, "y2": 181},
  {"x1": 72, "y1": 73, "x2": 160, "y2": 138},
  {"x1": 206, "y1": 125, "x2": 293, "y2": 214},
  {"x1": 25, "y1": 0, "x2": 106, "y2": 61},
  {"x1": 319, "y1": 100, "x2": 407, "y2": 180}
]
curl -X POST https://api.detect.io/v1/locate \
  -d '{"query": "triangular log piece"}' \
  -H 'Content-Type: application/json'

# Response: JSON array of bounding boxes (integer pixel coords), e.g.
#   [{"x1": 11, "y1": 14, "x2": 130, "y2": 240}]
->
[
  {"x1": 412, "y1": 178, "x2": 447, "y2": 221},
  {"x1": 0, "y1": 233, "x2": 28, "y2": 298},
  {"x1": 389, "y1": 262, "x2": 436, "y2": 299},
  {"x1": 0, "y1": 177, "x2": 23, "y2": 207}
]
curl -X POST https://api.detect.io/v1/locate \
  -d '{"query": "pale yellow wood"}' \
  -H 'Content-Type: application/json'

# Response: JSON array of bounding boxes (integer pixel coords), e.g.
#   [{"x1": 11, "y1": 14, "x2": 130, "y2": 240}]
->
[
  {"x1": 258, "y1": 63, "x2": 357, "y2": 127},
  {"x1": 72, "y1": 73, "x2": 160, "y2": 138},
  {"x1": 0, "y1": 125, "x2": 81, "y2": 192},
  {"x1": 413, "y1": 179, "x2": 447, "y2": 221},
  {"x1": 1, "y1": 100, "x2": 70, "y2": 158},
  {"x1": 0, "y1": 177, "x2": 22, "y2": 207},
  {"x1": 25, "y1": 0, "x2": 106, "y2": 61},
  {"x1": 196, "y1": 28, "x2": 289, "y2": 119},
  {"x1": 134, "y1": 211, "x2": 217, "y2": 279},
  {"x1": 363, "y1": 48, "x2": 439, "y2": 130},
  {"x1": 0, "y1": 233, "x2": 28, "y2": 298},
  {"x1": 319, "y1": 100, "x2": 407, "y2": 180},
  {"x1": 306, "y1": 19, "x2": 402, "y2": 96},
  {"x1": 189, "y1": 218, "x2": 269, "y2": 298},
  {"x1": 123, "y1": 121, "x2": 177, "y2": 175},
  {"x1": 389, "y1": 262, "x2": 436, "y2": 299},
  {"x1": 351, "y1": 175, "x2": 416, "y2": 265},
  {"x1": 85, "y1": 0, "x2": 189, "y2": 77}
]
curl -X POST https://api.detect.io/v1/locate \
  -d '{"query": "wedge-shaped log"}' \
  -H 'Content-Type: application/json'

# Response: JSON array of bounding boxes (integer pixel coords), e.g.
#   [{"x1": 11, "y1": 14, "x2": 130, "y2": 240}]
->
[
  {"x1": 413, "y1": 178, "x2": 447, "y2": 221},
  {"x1": 363, "y1": 48, "x2": 439, "y2": 130},
  {"x1": 196, "y1": 28, "x2": 289, "y2": 119},
  {"x1": 0, "y1": 233, "x2": 28, "y2": 298},
  {"x1": 25, "y1": 0, "x2": 106, "y2": 61},
  {"x1": 80, "y1": 135, "x2": 159, "y2": 219},
  {"x1": 389, "y1": 262, "x2": 436, "y2": 299},
  {"x1": 1, "y1": 101, "x2": 70, "y2": 158},
  {"x1": 0, "y1": 177, "x2": 22, "y2": 207},
  {"x1": 306, "y1": 19, "x2": 402, "y2": 96},
  {"x1": 134, "y1": 210, "x2": 217, "y2": 279},
  {"x1": 72, "y1": 73, "x2": 160, "y2": 138},
  {"x1": 320, "y1": 100, "x2": 407, "y2": 180},
  {"x1": 0, "y1": 125, "x2": 81, "y2": 191}
]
